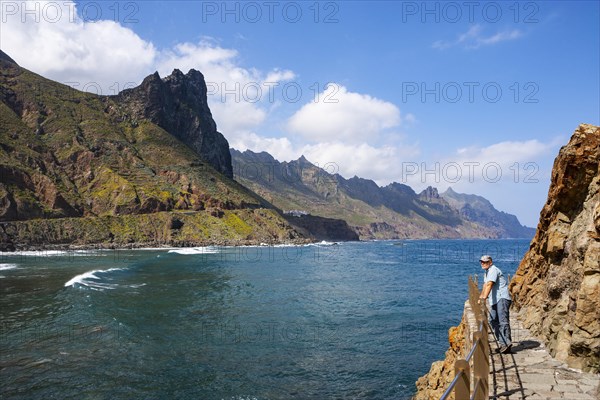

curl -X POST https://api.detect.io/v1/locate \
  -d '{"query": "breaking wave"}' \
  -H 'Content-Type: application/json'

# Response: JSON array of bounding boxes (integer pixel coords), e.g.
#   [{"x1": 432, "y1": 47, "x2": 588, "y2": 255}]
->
[
  {"x1": 167, "y1": 247, "x2": 220, "y2": 255},
  {"x1": 64, "y1": 268, "x2": 145, "y2": 291}
]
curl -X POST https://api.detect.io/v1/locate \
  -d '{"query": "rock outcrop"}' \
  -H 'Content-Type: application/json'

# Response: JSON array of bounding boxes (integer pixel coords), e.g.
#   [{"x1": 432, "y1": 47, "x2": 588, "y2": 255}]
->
[
  {"x1": 0, "y1": 208, "x2": 308, "y2": 250},
  {"x1": 117, "y1": 69, "x2": 233, "y2": 178},
  {"x1": 510, "y1": 123, "x2": 600, "y2": 373},
  {"x1": 284, "y1": 214, "x2": 359, "y2": 242},
  {"x1": 414, "y1": 301, "x2": 471, "y2": 400}
]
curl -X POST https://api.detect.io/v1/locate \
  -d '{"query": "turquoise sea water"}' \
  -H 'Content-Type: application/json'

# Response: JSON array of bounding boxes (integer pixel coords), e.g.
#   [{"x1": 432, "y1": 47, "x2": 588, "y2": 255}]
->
[{"x1": 0, "y1": 239, "x2": 530, "y2": 399}]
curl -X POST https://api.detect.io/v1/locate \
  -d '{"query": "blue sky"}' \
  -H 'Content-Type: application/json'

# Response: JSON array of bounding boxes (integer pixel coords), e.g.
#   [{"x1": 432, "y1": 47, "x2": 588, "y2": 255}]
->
[{"x1": 1, "y1": 1, "x2": 599, "y2": 226}]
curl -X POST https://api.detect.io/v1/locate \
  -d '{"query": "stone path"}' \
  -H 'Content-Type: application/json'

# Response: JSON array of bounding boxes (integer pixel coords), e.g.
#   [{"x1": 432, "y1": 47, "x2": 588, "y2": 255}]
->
[{"x1": 488, "y1": 310, "x2": 599, "y2": 400}]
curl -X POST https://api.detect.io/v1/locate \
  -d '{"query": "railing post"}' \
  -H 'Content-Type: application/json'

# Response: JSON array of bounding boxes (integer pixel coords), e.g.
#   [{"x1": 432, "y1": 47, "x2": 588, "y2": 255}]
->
[
  {"x1": 441, "y1": 277, "x2": 491, "y2": 400},
  {"x1": 454, "y1": 359, "x2": 470, "y2": 400},
  {"x1": 472, "y1": 331, "x2": 488, "y2": 400},
  {"x1": 481, "y1": 321, "x2": 489, "y2": 398}
]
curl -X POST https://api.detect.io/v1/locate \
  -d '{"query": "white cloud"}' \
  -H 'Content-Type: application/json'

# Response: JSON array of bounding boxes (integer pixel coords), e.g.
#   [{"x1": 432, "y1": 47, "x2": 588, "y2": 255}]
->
[
  {"x1": 398, "y1": 138, "x2": 556, "y2": 192},
  {"x1": 301, "y1": 141, "x2": 420, "y2": 185},
  {"x1": 0, "y1": 1, "x2": 295, "y2": 138},
  {"x1": 286, "y1": 84, "x2": 401, "y2": 143},
  {"x1": 156, "y1": 41, "x2": 239, "y2": 78},
  {"x1": 0, "y1": 1, "x2": 156, "y2": 94},
  {"x1": 454, "y1": 139, "x2": 551, "y2": 163},
  {"x1": 478, "y1": 30, "x2": 522, "y2": 46},
  {"x1": 229, "y1": 133, "x2": 300, "y2": 162},
  {"x1": 155, "y1": 40, "x2": 295, "y2": 138},
  {"x1": 232, "y1": 85, "x2": 417, "y2": 184},
  {"x1": 433, "y1": 24, "x2": 523, "y2": 50},
  {"x1": 265, "y1": 69, "x2": 296, "y2": 83}
]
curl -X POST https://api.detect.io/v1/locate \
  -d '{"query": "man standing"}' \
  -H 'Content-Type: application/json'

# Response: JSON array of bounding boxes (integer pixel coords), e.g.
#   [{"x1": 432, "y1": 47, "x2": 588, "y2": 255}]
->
[{"x1": 478, "y1": 255, "x2": 513, "y2": 353}]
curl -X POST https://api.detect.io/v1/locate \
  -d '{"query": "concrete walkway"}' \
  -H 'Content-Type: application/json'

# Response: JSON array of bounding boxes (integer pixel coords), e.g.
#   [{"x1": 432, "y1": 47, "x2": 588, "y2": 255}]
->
[{"x1": 488, "y1": 310, "x2": 600, "y2": 400}]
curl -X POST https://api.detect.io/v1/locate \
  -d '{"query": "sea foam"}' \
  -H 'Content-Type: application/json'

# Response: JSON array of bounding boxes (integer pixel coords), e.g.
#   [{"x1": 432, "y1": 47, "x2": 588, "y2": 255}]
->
[
  {"x1": 167, "y1": 247, "x2": 220, "y2": 255},
  {"x1": 64, "y1": 268, "x2": 125, "y2": 290},
  {"x1": 11, "y1": 250, "x2": 101, "y2": 257},
  {"x1": 305, "y1": 240, "x2": 338, "y2": 247}
]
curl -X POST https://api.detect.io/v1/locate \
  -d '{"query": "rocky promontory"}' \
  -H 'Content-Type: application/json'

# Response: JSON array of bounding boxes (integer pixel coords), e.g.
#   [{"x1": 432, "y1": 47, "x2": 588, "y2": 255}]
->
[
  {"x1": 116, "y1": 69, "x2": 233, "y2": 178},
  {"x1": 510, "y1": 123, "x2": 599, "y2": 373}
]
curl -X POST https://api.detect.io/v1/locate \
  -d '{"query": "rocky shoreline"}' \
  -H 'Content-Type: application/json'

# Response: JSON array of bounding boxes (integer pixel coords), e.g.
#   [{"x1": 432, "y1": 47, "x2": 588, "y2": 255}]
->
[
  {"x1": 413, "y1": 300, "x2": 473, "y2": 400},
  {"x1": 0, "y1": 208, "x2": 318, "y2": 252},
  {"x1": 0, "y1": 237, "x2": 316, "y2": 253}
]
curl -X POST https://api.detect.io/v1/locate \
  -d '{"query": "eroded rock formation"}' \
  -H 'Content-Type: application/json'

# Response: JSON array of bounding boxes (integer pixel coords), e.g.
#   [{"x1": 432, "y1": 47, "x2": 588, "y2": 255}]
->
[
  {"x1": 117, "y1": 69, "x2": 233, "y2": 178},
  {"x1": 510, "y1": 123, "x2": 600, "y2": 373},
  {"x1": 414, "y1": 302, "x2": 469, "y2": 400}
]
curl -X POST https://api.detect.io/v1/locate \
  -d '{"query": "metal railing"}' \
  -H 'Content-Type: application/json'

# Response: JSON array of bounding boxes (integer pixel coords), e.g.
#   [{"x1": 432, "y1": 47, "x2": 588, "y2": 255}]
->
[{"x1": 440, "y1": 276, "x2": 489, "y2": 400}]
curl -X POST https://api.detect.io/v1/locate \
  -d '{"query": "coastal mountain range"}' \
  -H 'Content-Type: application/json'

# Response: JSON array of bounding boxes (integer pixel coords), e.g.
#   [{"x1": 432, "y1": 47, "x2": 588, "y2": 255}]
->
[
  {"x1": 231, "y1": 149, "x2": 535, "y2": 239},
  {"x1": 1, "y1": 48, "x2": 532, "y2": 249}
]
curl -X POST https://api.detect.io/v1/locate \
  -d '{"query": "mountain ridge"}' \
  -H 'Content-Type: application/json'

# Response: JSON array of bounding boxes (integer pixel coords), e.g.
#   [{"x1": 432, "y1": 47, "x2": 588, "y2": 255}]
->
[
  {"x1": 440, "y1": 186, "x2": 535, "y2": 238},
  {"x1": 0, "y1": 48, "x2": 533, "y2": 248},
  {"x1": 231, "y1": 148, "x2": 535, "y2": 239}
]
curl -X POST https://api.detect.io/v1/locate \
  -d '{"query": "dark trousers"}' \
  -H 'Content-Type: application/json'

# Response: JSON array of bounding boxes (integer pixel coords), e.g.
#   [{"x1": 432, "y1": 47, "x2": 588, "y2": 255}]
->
[{"x1": 489, "y1": 298, "x2": 512, "y2": 347}]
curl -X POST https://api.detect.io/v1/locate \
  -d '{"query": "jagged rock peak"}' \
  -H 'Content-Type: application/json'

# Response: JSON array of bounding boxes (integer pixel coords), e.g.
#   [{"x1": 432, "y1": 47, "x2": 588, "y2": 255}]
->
[
  {"x1": 385, "y1": 182, "x2": 416, "y2": 196},
  {"x1": 296, "y1": 155, "x2": 312, "y2": 165},
  {"x1": 141, "y1": 71, "x2": 162, "y2": 84},
  {"x1": 443, "y1": 186, "x2": 457, "y2": 195},
  {"x1": 419, "y1": 186, "x2": 439, "y2": 199},
  {"x1": 162, "y1": 69, "x2": 207, "y2": 89},
  {"x1": 118, "y1": 69, "x2": 232, "y2": 178}
]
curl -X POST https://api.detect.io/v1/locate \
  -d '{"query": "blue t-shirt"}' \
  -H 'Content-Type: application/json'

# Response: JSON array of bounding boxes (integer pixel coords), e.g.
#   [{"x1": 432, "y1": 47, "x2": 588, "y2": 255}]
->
[{"x1": 484, "y1": 264, "x2": 511, "y2": 305}]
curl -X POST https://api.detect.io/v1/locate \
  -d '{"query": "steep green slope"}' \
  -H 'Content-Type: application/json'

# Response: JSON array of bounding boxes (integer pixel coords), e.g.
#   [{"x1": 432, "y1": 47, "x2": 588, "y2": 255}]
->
[
  {"x1": 0, "y1": 50, "x2": 306, "y2": 249},
  {"x1": 231, "y1": 149, "x2": 511, "y2": 239}
]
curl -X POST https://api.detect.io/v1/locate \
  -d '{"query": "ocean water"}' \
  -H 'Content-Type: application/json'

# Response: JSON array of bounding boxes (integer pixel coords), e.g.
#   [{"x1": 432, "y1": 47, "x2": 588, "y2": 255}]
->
[{"x1": 0, "y1": 239, "x2": 530, "y2": 399}]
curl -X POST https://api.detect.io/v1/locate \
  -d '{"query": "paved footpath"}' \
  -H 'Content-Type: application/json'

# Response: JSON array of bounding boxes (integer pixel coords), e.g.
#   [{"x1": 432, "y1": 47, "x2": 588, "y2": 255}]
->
[{"x1": 488, "y1": 310, "x2": 600, "y2": 400}]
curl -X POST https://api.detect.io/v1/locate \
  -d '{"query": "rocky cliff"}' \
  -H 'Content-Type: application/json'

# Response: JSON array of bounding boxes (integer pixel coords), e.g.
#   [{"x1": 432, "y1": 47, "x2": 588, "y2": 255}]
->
[
  {"x1": 413, "y1": 301, "x2": 471, "y2": 400},
  {"x1": 116, "y1": 69, "x2": 232, "y2": 178},
  {"x1": 510, "y1": 123, "x2": 600, "y2": 373},
  {"x1": 284, "y1": 214, "x2": 359, "y2": 242},
  {"x1": 413, "y1": 123, "x2": 599, "y2": 398}
]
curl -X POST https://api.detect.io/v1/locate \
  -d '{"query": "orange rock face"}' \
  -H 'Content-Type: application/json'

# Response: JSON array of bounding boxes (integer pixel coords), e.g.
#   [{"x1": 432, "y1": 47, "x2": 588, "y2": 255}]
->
[
  {"x1": 510, "y1": 123, "x2": 600, "y2": 373},
  {"x1": 414, "y1": 304, "x2": 467, "y2": 400}
]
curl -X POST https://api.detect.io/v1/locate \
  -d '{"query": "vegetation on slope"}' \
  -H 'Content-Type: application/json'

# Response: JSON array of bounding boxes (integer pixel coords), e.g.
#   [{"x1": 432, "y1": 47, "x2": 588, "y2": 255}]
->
[{"x1": 0, "y1": 51, "x2": 306, "y2": 249}]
